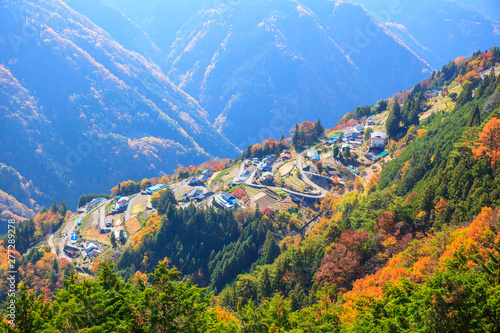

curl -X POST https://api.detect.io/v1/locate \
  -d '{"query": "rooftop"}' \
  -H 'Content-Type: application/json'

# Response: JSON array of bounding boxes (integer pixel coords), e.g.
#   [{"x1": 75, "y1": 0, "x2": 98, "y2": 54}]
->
[{"x1": 147, "y1": 184, "x2": 166, "y2": 191}]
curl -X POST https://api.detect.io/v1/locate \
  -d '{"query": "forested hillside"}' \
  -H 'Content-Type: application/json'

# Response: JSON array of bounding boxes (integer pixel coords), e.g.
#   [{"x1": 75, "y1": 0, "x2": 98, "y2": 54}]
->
[{"x1": 2, "y1": 49, "x2": 500, "y2": 331}]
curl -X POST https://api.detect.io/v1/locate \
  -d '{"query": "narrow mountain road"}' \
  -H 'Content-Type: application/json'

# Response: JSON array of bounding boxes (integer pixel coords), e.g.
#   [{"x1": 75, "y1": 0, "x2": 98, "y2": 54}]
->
[
  {"x1": 240, "y1": 154, "x2": 327, "y2": 199},
  {"x1": 125, "y1": 195, "x2": 139, "y2": 221},
  {"x1": 296, "y1": 152, "x2": 329, "y2": 196},
  {"x1": 48, "y1": 233, "x2": 56, "y2": 255}
]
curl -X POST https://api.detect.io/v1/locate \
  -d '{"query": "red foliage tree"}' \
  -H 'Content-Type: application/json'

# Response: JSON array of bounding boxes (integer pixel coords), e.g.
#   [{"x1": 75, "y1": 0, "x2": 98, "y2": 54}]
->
[
  {"x1": 232, "y1": 188, "x2": 248, "y2": 202},
  {"x1": 262, "y1": 207, "x2": 275, "y2": 219},
  {"x1": 338, "y1": 230, "x2": 370, "y2": 255},
  {"x1": 404, "y1": 192, "x2": 419, "y2": 204},
  {"x1": 316, "y1": 244, "x2": 361, "y2": 292},
  {"x1": 377, "y1": 211, "x2": 397, "y2": 234},
  {"x1": 211, "y1": 163, "x2": 225, "y2": 172}
]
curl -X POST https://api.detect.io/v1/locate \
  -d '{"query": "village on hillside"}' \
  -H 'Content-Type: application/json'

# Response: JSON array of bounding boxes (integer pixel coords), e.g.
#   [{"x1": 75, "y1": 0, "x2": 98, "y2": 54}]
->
[{"x1": 48, "y1": 112, "x2": 391, "y2": 272}]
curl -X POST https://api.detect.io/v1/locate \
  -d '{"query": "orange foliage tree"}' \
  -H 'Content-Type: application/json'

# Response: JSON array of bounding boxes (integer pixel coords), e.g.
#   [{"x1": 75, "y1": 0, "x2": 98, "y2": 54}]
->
[
  {"x1": 251, "y1": 143, "x2": 262, "y2": 156},
  {"x1": 472, "y1": 117, "x2": 500, "y2": 167},
  {"x1": 353, "y1": 177, "x2": 364, "y2": 193},
  {"x1": 262, "y1": 138, "x2": 278, "y2": 150}
]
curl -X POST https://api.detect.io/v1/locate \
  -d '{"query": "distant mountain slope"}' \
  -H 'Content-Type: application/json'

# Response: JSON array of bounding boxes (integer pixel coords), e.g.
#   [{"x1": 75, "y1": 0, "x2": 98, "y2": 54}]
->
[
  {"x1": 60, "y1": 0, "x2": 500, "y2": 145},
  {"x1": 0, "y1": 0, "x2": 238, "y2": 209},
  {"x1": 62, "y1": 0, "x2": 161, "y2": 62},
  {"x1": 0, "y1": 164, "x2": 38, "y2": 236},
  {"x1": 352, "y1": 0, "x2": 500, "y2": 68},
  {"x1": 162, "y1": 0, "x2": 431, "y2": 146}
]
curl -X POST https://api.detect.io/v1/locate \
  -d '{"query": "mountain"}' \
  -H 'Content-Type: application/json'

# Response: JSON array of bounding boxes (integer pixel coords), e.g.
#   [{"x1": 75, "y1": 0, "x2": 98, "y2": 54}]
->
[
  {"x1": 0, "y1": 0, "x2": 238, "y2": 209},
  {"x1": 65, "y1": 1, "x2": 434, "y2": 146},
  {"x1": 85, "y1": 0, "x2": 500, "y2": 145},
  {"x1": 351, "y1": 0, "x2": 500, "y2": 68},
  {"x1": 62, "y1": 0, "x2": 161, "y2": 61},
  {"x1": 160, "y1": 1, "x2": 431, "y2": 146}
]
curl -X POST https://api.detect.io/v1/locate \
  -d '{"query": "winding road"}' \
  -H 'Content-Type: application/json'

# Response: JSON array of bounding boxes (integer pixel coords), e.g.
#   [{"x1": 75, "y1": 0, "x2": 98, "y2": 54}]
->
[
  {"x1": 295, "y1": 152, "x2": 328, "y2": 196},
  {"x1": 240, "y1": 152, "x2": 327, "y2": 199}
]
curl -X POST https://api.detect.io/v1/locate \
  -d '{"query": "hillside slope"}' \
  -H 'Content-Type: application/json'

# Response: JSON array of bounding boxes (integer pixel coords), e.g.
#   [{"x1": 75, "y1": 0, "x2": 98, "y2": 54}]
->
[{"x1": 353, "y1": 0, "x2": 500, "y2": 68}]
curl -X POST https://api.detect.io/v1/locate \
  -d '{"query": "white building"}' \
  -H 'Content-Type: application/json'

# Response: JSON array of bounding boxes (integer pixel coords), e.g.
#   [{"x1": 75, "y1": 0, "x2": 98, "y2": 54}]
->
[{"x1": 370, "y1": 132, "x2": 388, "y2": 148}]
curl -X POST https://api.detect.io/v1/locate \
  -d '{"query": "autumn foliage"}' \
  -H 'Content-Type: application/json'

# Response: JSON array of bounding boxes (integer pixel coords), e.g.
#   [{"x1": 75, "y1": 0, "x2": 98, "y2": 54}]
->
[
  {"x1": 377, "y1": 211, "x2": 397, "y2": 234},
  {"x1": 472, "y1": 117, "x2": 500, "y2": 167},
  {"x1": 316, "y1": 230, "x2": 369, "y2": 292}
]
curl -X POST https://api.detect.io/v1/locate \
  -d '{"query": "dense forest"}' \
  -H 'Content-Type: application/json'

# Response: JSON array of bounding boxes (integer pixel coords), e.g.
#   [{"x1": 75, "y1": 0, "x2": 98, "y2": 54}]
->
[{"x1": 2, "y1": 49, "x2": 500, "y2": 331}]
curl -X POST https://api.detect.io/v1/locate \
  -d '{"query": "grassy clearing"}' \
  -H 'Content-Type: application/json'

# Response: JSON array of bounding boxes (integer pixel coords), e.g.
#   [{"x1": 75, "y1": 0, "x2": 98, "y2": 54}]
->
[
  {"x1": 245, "y1": 186, "x2": 261, "y2": 198},
  {"x1": 229, "y1": 184, "x2": 244, "y2": 193},
  {"x1": 106, "y1": 201, "x2": 114, "y2": 215},
  {"x1": 131, "y1": 203, "x2": 143, "y2": 215},
  {"x1": 211, "y1": 167, "x2": 233, "y2": 183}
]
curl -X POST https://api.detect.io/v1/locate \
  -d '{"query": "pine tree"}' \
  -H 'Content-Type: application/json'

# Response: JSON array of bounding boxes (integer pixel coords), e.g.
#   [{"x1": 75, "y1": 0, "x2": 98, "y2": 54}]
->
[
  {"x1": 402, "y1": 94, "x2": 415, "y2": 128},
  {"x1": 333, "y1": 145, "x2": 340, "y2": 158},
  {"x1": 292, "y1": 124, "x2": 301, "y2": 150},
  {"x1": 119, "y1": 231, "x2": 127, "y2": 245},
  {"x1": 52, "y1": 257, "x2": 59, "y2": 272},
  {"x1": 314, "y1": 119, "x2": 324, "y2": 140},
  {"x1": 59, "y1": 200, "x2": 68, "y2": 216},
  {"x1": 364, "y1": 127, "x2": 373, "y2": 141},
  {"x1": 468, "y1": 103, "x2": 481, "y2": 127},
  {"x1": 260, "y1": 268, "x2": 273, "y2": 299},
  {"x1": 490, "y1": 46, "x2": 500, "y2": 63},
  {"x1": 262, "y1": 231, "x2": 280, "y2": 265},
  {"x1": 49, "y1": 201, "x2": 59, "y2": 214},
  {"x1": 110, "y1": 232, "x2": 117, "y2": 248},
  {"x1": 456, "y1": 82, "x2": 473, "y2": 107},
  {"x1": 343, "y1": 146, "x2": 351, "y2": 161},
  {"x1": 386, "y1": 100, "x2": 401, "y2": 139}
]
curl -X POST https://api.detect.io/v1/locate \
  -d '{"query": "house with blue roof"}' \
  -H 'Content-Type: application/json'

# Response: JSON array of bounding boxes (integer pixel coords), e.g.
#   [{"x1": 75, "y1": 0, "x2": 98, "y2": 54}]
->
[
  {"x1": 259, "y1": 162, "x2": 272, "y2": 172},
  {"x1": 219, "y1": 192, "x2": 237, "y2": 209},
  {"x1": 198, "y1": 174, "x2": 210, "y2": 183},
  {"x1": 187, "y1": 188, "x2": 204, "y2": 200},
  {"x1": 202, "y1": 169, "x2": 213, "y2": 176},
  {"x1": 263, "y1": 156, "x2": 275, "y2": 163},
  {"x1": 307, "y1": 151, "x2": 320, "y2": 161},
  {"x1": 146, "y1": 184, "x2": 166, "y2": 195}
]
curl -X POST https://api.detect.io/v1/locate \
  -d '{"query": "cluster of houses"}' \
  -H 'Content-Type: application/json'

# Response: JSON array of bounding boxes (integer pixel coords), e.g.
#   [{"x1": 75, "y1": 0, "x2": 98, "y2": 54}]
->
[
  {"x1": 182, "y1": 188, "x2": 214, "y2": 202},
  {"x1": 329, "y1": 121, "x2": 388, "y2": 152},
  {"x1": 425, "y1": 89, "x2": 443, "y2": 99},
  {"x1": 255, "y1": 156, "x2": 277, "y2": 183},
  {"x1": 64, "y1": 240, "x2": 101, "y2": 259},
  {"x1": 84, "y1": 197, "x2": 107, "y2": 212}
]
